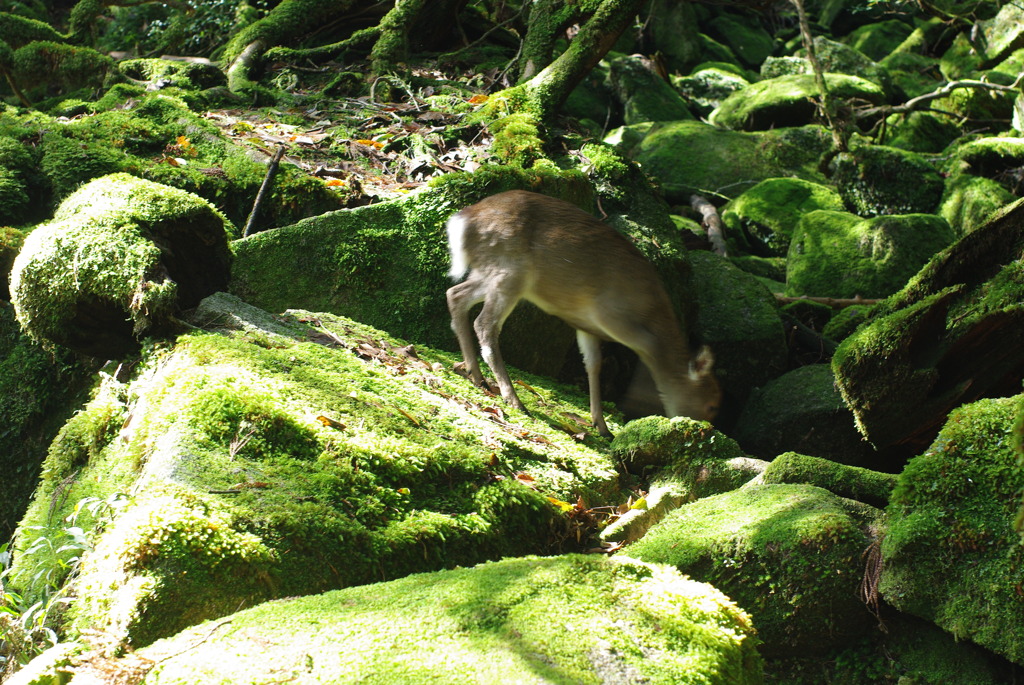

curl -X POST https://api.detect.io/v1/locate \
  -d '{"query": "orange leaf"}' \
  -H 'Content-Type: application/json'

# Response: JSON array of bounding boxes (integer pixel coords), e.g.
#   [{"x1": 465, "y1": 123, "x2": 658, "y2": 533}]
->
[{"x1": 467, "y1": 94, "x2": 489, "y2": 105}]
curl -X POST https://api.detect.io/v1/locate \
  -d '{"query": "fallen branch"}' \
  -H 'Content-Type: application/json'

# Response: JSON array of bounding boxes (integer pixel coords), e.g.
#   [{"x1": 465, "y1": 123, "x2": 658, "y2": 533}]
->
[
  {"x1": 243, "y1": 145, "x2": 286, "y2": 238},
  {"x1": 858, "y1": 73, "x2": 1024, "y2": 119},
  {"x1": 775, "y1": 294, "x2": 880, "y2": 308},
  {"x1": 689, "y1": 194, "x2": 728, "y2": 257}
]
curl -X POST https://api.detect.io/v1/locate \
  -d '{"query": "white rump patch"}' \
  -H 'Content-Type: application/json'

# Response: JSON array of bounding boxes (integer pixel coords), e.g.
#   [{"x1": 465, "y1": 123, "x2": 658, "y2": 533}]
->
[{"x1": 446, "y1": 214, "x2": 469, "y2": 280}]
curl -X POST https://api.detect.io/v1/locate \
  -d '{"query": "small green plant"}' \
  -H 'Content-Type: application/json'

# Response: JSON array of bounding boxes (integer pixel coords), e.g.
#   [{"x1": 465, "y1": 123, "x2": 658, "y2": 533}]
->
[{"x1": 0, "y1": 494, "x2": 127, "y2": 676}]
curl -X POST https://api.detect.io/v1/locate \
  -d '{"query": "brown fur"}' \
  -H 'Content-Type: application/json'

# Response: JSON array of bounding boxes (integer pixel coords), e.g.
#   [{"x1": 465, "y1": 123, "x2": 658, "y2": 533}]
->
[{"x1": 446, "y1": 190, "x2": 720, "y2": 436}]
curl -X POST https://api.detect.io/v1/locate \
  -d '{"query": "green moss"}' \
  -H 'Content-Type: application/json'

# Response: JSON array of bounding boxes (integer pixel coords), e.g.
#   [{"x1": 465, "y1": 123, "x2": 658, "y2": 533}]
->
[
  {"x1": 0, "y1": 304, "x2": 92, "y2": 545},
  {"x1": 11, "y1": 295, "x2": 624, "y2": 647},
  {"x1": 881, "y1": 395, "x2": 1024, "y2": 663},
  {"x1": 116, "y1": 58, "x2": 226, "y2": 92},
  {"x1": 39, "y1": 131, "x2": 125, "y2": 202},
  {"x1": 722, "y1": 178, "x2": 844, "y2": 257},
  {"x1": 786, "y1": 210, "x2": 954, "y2": 299},
  {"x1": 487, "y1": 112, "x2": 547, "y2": 167},
  {"x1": 627, "y1": 483, "x2": 881, "y2": 657},
  {"x1": 133, "y1": 555, "x2": 761, "y2": 684}
]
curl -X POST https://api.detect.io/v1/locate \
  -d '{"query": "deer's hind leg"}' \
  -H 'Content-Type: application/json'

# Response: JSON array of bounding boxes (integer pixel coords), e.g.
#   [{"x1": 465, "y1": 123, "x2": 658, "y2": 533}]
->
[{"x1": 447, "y1": 276, "x2": 488, "y2": 386}]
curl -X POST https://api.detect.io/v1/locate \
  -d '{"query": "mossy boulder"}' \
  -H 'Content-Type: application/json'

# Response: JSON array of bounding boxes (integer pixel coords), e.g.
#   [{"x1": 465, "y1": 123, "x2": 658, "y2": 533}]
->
[
  {"x1": 802, "y1": 36, "x2": 892, "y2": 94},
  {"x1": 733, "y1": 364, "x2": 877, "y2": 467},
  {"x1": 626, "y1": 483, "x2": 882, "y2": 657},
  {"x1": 611, "y1": 415, "x2": 762, "y2": 491},
  {"x1": 846, "y1": 18, "x2": 916, "y2": 61},
  {"x1": 671, "y1": 66, "x2": 750, "y2": 119},
  {"x1": 710, "y1": 73, "x2": 885, "y2": 132},
  {"x1": 940, "y1": 173, "x2": 1016, "y2": 236},
  {"x1": 832, "y1": 198, "x2": 1024, "y2": 449},
  {"x1": 90, "y1": 555, "x2": 762, "y2": 684},
  {"x1": 8, "y1": 293, "x2": 621, "y2": 648},
  {"x1": 606, "y1": 54, "x2": 694, "y2": 125},
  {"x1": 884, "y1": 111, "x2": 962, "y2": 154},
  {"x1": 10, "y1": 173, "x2": 233, "y2": 358},
  {"x1": 830, "y1": 145, "x2": 944, "y2": 217},
  {"x1": 760, "y1": 452, "x2": 896, "y2": 508},
  {"x1": 947, "y1": 136, "x2": 1024, "y2": 182},
  {"x1": 880, "y1": 396, "x2": 1024, "y2": 664},
  {"x1": 722, "y1": 178, "x2": 845, "y2": 257},
  {"x1": 688, "y1": 250, "x2": 788, "y2": 410},
  {"x1": 616, "y1": 119, "x2": 830, "y2": 206},
  {"x1": 786, "y1": 210, "x2": 954, "y2": 299}
]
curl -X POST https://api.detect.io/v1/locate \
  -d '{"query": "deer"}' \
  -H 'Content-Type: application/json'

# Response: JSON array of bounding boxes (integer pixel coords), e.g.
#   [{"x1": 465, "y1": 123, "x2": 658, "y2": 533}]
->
[{"x1": 445, "y1": 190, "x2": 721, "y2": 437}]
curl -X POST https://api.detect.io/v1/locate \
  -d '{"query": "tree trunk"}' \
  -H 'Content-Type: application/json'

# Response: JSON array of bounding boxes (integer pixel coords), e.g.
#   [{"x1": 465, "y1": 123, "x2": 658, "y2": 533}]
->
[{"x1": 521, "y1": 0, "x2": 645, "y2": 121}]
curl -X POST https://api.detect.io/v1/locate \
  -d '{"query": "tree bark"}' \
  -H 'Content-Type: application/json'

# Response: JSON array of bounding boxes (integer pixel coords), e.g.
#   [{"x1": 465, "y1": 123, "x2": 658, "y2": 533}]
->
[{"x1": 521, "y1": 0, "x2": 645, "y2": 121}]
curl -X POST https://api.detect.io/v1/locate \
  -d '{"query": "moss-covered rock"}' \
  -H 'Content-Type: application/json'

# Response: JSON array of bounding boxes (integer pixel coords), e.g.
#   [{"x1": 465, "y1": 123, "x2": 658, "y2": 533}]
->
[
  {"x1": 976, "y1": 0, "x2": 1024, "y2": 64},
  {"x1": 734, "y1": 365, "x2": 878, "y2": 467},
  {"x1": 688, "y1": 251, "x2": 788, "y2": 410},
  {"x1": 760, "y1": 451, "x2": 896, "y2": 507},
  {"x1": 704, "y1": 12, "x2": 775, "y2": 69},
  {"x1": 92, "y1": 555, "x2": 762, "y2": 684},
  {"x1": 830, "y1": 145, "x2": 944, "y2": 217},
  {"x1": 611, "y1": 415, "x2": 760, "y2": 486},
  {"x1": 8, "y1": 293, "x2": 622, "y2": 648},
  {"x1": 947, "y1": 136, "x2": 1024, "y2": 183},
  {"x1": 846, "y1": 18, "x2": 916, "y2": 61},
  {"x1": 617, "y1": 119, "x2": 830, "y2": 204},
  {"x1": 11, "y1": 41, "x2": 115, "y2": 100},
  {"x1": 884, "y1": 111, "x2": 962, "y2": 154},
  {"x1": 9, "y1": 173, "x2": 232, "y2": 358},
  {"x1": 671, "y1": 66, "x2": 750, "y2": 119},
  {"x1": 606, "y1": 54, "x2": 694, "y2": 125},
  {"x1": 0, "y1": 304, "x2": 92, "y2": 544},
  {"x1": 722, "y1": 178, "x2": 845, "y2": 257},
  {"x1": 832, "y1": 198, "x2": 1024, "y2": 449},
  {"x1": 940, "y1": 173, "x2": 1016, "y2": 236},
  {"x1": 880, "y1": 395, "x2": 1024, "y2": 664},
  {"x1": 626, "y1": 483, "x2": 882, "y2": 657},
  {"x1": 710, "y1": 73, "x2": 885, "y2": 132},
  {"x1": 786, "y1": 210, "x2": 954, "y2": 299}
]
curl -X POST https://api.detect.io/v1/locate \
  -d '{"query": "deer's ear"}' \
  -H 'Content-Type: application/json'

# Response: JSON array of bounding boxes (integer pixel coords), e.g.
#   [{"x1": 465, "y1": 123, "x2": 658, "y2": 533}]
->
[{"x1": 690, "y1": 346, "x2": 715, "y2": 377}]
